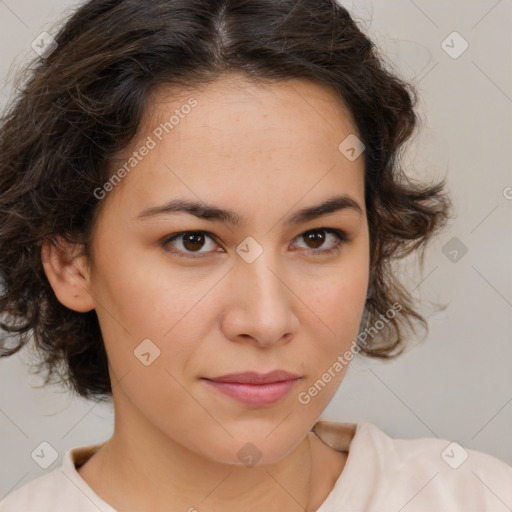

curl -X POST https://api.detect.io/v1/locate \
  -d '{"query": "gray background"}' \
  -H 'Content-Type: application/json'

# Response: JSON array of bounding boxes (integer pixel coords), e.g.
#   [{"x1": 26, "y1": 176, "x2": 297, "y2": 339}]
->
[{"x1": 1, "y1": 0, "x2": 511, "y2": 499}]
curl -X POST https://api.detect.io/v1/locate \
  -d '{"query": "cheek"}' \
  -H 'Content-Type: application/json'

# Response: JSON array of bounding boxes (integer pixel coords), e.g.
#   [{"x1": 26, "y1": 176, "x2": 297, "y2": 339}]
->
[
  {"x1": 299, "y1": 274, "x2": 366, "y2": 371},
  {"x1": 291, "y1": 269, "x2": 368, "y2": 415},
  {"x1": 93, "y1": 242, "x2": 203, "y2": 341},
  {"x1": 298, "y1": 252, "x2": 369, "y2": 340},
  {"x1": 91, "y1": 252, "x2": 218, "y2": 395}
]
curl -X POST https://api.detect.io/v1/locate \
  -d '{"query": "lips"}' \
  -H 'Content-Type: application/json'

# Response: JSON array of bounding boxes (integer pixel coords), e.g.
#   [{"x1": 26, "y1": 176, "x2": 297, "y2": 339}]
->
[
  {"x1": 202, "y1": 370, "x2": 301, "y2": 407},
  {"x1": 205, "y1": 370, "x2": 300, "y2": 384}
]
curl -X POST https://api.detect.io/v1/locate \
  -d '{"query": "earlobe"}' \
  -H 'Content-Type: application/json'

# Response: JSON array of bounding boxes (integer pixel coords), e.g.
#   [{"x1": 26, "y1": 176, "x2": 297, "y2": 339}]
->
[{"x1": 41, "y1": 237, "x2": 95, "y2": 313}]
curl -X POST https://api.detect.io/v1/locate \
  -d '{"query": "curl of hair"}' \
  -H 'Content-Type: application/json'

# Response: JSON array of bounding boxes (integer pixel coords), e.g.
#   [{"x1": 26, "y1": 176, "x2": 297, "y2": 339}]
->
[{"x1": 0, "y1": 0, "x2": 451, "y2": 400}]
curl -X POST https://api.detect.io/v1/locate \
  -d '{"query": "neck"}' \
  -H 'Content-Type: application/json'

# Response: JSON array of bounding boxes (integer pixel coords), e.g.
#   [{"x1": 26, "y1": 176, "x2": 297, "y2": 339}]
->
[{"x1": 79, "y1": 411, "x2": 315, "y2": 511}]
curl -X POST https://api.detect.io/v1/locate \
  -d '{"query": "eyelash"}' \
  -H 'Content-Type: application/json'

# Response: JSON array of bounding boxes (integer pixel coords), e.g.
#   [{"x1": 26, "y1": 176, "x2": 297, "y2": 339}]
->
[{"x1": 161, "y1": 228, "x2": 349, "y2": 260}]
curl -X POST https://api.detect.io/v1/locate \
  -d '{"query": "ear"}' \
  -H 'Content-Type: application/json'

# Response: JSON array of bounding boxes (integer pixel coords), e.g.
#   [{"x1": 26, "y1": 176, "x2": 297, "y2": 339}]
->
[{"x1": 41, "y1": 237, "x2": 95, "y2": 313}]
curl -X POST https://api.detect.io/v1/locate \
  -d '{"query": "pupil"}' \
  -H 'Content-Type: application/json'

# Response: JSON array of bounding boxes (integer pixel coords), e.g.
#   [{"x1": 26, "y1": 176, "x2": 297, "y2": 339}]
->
[
  {"x1": 184, "y1": 232, "x2": 204, "y2": 251},
  {"x1": 306, "y1": 230, "x2": 325, "y2": 248},
  {"x1": 180, "y1": 231, "x2": 326, "y2": 252}
]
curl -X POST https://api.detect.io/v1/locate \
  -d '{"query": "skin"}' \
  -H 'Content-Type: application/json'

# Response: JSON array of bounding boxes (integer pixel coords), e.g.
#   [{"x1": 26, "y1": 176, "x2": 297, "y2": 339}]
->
[{"x1": 42, "y1": 74, "x2": 369, "y2": 511}]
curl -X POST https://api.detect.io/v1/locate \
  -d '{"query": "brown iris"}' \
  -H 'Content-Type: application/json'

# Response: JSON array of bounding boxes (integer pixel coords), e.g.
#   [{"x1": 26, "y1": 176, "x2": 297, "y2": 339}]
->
[
  {"x1": 303, "y1": 230, "x2": 325, "y2": 249},
  {"x1": 182, "y1": 232, "x2": 206, "y2": 251}
]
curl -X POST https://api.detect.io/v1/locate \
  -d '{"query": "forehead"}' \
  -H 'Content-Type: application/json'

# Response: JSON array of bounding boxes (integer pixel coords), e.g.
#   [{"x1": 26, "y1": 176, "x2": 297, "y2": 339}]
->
[
  {"x1": 143, "y1": 74, "x2": 359, "y2": 145},
  {"x1": 106, "y1": 74, "x2": 365, "y2": 220}
]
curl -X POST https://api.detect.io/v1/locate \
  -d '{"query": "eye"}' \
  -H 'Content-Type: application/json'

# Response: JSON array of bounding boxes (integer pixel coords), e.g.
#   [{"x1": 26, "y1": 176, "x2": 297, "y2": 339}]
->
[
  {"x1": 162, "y1": 228, "x2": 348, "y2": 259},
  {"x1": 162, "y1": 231, "x2": 222, "y2": 259},
  {"x1": 291, "y1": 228, "x2": 348, "y2": 255}
]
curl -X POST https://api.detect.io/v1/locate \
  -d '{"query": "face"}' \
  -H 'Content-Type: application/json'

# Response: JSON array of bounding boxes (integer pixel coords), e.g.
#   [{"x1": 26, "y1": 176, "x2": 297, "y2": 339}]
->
[{"x1": 85, "y1": 74, "x2": 369, "y2": 465}]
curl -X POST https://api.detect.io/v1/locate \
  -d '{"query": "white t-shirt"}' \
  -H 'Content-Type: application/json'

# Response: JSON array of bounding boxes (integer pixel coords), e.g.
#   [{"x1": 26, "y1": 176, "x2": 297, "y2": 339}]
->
[{"x1": 1, "y1": 421, "x2": 511, "y2": 511}]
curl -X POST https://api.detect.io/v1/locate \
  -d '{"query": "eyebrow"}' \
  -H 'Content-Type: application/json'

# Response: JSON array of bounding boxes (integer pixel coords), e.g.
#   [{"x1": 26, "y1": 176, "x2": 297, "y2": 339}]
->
[{"x1": 136, "y1": 194, "x2": 363, "y2": 225}]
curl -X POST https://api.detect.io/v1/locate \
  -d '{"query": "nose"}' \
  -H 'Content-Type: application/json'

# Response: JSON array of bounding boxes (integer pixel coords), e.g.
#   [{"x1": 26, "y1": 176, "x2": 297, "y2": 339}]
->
[{"x1": 219, "y1": 250, "x2": 299, "y2": 348}]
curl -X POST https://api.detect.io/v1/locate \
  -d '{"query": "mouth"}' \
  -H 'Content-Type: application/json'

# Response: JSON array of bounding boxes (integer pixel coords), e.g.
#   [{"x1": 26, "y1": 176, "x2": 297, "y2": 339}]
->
[{"x1": 201, "y1": 370, "x2": 302, "y2": 407}]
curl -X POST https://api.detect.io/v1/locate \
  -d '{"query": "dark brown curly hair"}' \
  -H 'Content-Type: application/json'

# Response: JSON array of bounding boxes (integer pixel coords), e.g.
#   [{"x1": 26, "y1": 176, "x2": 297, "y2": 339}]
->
[{"x1": 0, "y1": 0, "x2": 451, "y2": 401}]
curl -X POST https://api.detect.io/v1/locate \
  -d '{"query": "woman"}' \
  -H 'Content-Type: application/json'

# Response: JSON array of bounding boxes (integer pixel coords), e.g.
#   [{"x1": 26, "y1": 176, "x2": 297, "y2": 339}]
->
[{"x1": 0, "y1": 1, "x2": 510, "y2": 511}]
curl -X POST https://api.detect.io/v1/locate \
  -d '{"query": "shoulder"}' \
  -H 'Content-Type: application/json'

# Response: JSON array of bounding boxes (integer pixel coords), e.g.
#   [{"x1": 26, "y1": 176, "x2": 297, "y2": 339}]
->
[
  {"x1": 313, "y1": 420, "x2": 512, "y2": 511},
  {"x1": 0, "y1": 443, "x2": 113, "y2": 512},
  {"x1": 0, "y1": 467, "x2": 64, "y2": 512}
]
